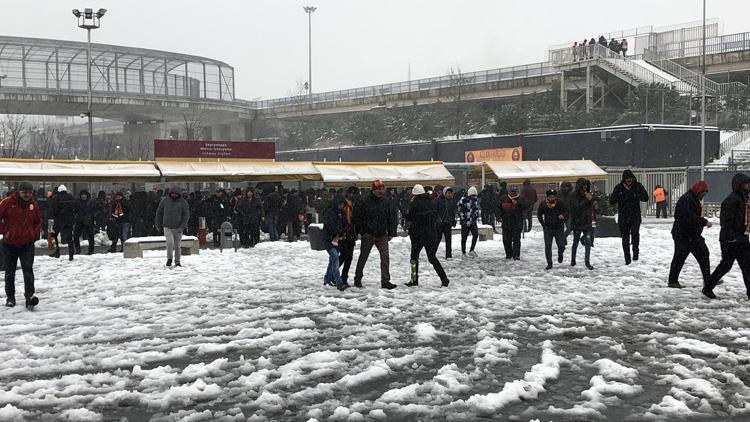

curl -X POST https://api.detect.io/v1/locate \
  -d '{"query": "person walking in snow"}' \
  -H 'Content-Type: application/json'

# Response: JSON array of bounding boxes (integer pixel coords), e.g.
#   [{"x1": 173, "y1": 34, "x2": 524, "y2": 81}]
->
[
  {"x1": 323, "y1": 195, "x2": 349, "y2": 291},
  {"x1": 352, "y1": 180, "x2": 397, "y2": 289},
  {"x1": 338, "y1": 186, "x2": 358, "y2": 286},
  {"x1": 434, "y1": 186, "x2": 457, "y2": 260},
  {"x1": 559, "y1": 181, "x2": 574, "y2": 239},
  {"x1": 0, "y1": 181, "x2": 41, "y2": 309},
  {"x1": 668, "y1": 181, "x2": 712, "y2": 289},
  {"x1": 538, "y1": 189, "x2": 568, "y2": 270},
  {"x1": 569, "y1": 178, "x2": 596, "y2": 270},
  {"x1": 108, "y1": 192, "x2": 131, "y2": 253},
  {"x1": 405, "y1": 184, "x2": 450, "y2": 288},
  {"x1": 521, "y1": 179, "x2": 538, "y2": 232},
  {"x1": 457, "y1": 186, "x2": 480, "y2": 258},
  {"x1": 499, "y1": 186, "x2": 529, "y2": 260},
  {"x1": 155, "y1": 187, "x2": 190, "y2": 267},
  {"x1": 705, "y1": 174, "x2": 750, "y2": 299},
  {"x1": 73, "y1": 190, "x2": 96, "y2": 256},
  {"x1": 50, "y1": 185, "x2": 76, "y2": 260},
  {"x1": 610, "y1": 169, "x2": 649, "y2": 265}
]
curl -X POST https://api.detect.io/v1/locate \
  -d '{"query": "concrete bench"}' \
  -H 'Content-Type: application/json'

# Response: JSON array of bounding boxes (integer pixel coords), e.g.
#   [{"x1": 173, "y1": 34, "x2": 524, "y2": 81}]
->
[
  {"x1": 451, "y1": 224, "x2": 494, "y2": 241},
  {"x1": 123, "y1": 236, "x2": 200, "y2": 259}
]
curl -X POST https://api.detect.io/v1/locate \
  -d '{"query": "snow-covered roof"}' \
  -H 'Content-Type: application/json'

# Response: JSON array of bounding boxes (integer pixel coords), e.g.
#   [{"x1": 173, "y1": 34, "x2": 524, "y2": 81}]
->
[
  {"x1": 314, "y1": 162, "x2": 455, "y2": 187},
  {"x1": 0, "y1": 159, "x2": 162, "y2": 182},
  {"x1": 480, "y1": 160, "x2": 608, "y2": 183},
  {"x1": 155, "y1": 161, "x2": 322, "y2": 182}
]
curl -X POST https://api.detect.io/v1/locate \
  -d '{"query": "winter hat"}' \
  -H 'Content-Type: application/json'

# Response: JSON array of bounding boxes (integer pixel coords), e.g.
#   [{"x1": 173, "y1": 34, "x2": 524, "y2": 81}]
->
[
  {"x1": 468, "y1": 186, "x2": 478, "y2": 196},
  {"x1": 443, "y1": 186, "x2": 453, "y2": 194},
  {"x1": 371, "y1": 179, "x2": 385, "y2": 190},
  {"x1": 412, "y1": 184, "x2": 426, "y2": 195},
  {"x1": 346, "y1": 186, "x2": 358, "y2": 195},
  {"x1": 58, "y1": 184, "x2": 68, "y2": 192},
  {"x1": 18, "y1": 181, "x2": 34, "y2": 192},
  {"x1": 691, "y1": 180, "x2": 708, "y2": 195},
  {"x1": 546, "y1": 189, "x2": 557, "y2": 197}
]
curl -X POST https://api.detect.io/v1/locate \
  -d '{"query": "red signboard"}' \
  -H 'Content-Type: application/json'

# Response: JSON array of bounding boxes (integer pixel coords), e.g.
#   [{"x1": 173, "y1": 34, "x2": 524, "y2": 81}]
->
[{"x1": 154, "y1": 139, "x2": 275, "y2": 160}]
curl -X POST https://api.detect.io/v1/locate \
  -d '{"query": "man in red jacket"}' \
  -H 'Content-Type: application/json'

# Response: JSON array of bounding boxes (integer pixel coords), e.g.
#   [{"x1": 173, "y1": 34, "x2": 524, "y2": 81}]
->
[{"x1": 0, "y1": 181, "x2": 41, "y2": 308}]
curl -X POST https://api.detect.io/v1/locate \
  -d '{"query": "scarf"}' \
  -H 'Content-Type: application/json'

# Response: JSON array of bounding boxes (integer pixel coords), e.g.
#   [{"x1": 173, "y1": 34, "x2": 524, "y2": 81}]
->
[
  {"x1": 113, "y1": 201, "x2": 124, "y2": 218},
  {"x1": 344, "y1": 199, "x2": 353, "y2": 225},
  {"x1": 546, "y1": 198, "x2": 556, "y2": 209}
]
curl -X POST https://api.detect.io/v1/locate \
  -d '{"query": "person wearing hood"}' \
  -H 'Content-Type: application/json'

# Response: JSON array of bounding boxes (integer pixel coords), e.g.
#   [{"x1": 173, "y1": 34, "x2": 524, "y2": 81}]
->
[
  {"x1": 352, "y1": 180, "x2": 397, "y2": 289},
  {"x1": 434, "y1": 186, "x2": 457, "y2": 260},
  {"x1": 705, "y1": 174, "x2": 750, "y2": 299},
  {"x1": 155, "y1": 187, "x2": 191, "y2": 267},
  {"x1": 569, "y1": 178, "x2": 596, "y2": 270},
  {"x1": 323, "y1": 195, "x2": 349, "y2": 291},
  {"x1": 457, "y1": 186, "x2": 480, "y2": 258},
  {"x1": 405, "y1": 184, "x2": 450, "y2": 287},
  {"x1": 108, "y1": 192, "x2": 131, "y2": 253},
  {"x1": 50, "y1": 184, "x2": 77, "y2": 260},
  {"x1": 499, "y1": 186, "x2": 529, "y2": 260},
  {"x1": 0, "y1": 181, "x2": 41, "y2": 308},
  {"x1": 538, "y1": 189, "x2": 568, "y2": 269},
  {"x1": 521, "y1": 179, "x2": 538, "y2": 232},
  {"x1": 668, "y1": 181, "x2": 712, "y2": 289},
  {"x1": 610, "y1": 169, "x2": 649, "y2": 264},
  {"x1": 73, "y1": 190, "x2": 96, "y2": 255},
  {"x1": 338, "y1": 186, "x2": 358, "y2": 285}
]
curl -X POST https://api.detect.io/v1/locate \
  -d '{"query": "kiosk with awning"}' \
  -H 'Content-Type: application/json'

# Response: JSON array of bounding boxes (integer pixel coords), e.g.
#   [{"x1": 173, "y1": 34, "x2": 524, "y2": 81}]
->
[
  {"x1": 313, "y1": 161, "x2": 455, "y2": 187},
  {"x1": 471, "y1": 160, "x2": 608, "y2": 184},
  {"x1": 154, "y1": 161, "x2": 322, "y2": 182},
  {"x1": 0, "y1": 159, "x2": 162, "y2": 183}
]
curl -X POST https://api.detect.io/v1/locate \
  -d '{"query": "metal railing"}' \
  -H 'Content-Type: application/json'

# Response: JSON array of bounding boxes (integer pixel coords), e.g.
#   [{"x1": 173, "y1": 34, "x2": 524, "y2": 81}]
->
[
  {"x1": 648, "y1": 31, "x2": 750, "y2": 61},
  {"x1": 642, "y1": 47, "x2": 722, "y2": 95},
  {"x1": 605, "y1": 166, "x2": 689, "y2": 216},
  {"x1": 719, "y1": 128, "x2": 750, "y2": 157},
  {"x1": 246, "y1": 62, "x2": 557, "y2": 109}
]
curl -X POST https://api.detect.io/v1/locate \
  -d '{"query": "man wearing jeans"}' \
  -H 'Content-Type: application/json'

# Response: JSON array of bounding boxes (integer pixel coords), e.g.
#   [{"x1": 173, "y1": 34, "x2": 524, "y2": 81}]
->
[
  {"x1": 155, "y1": 188, "x2": 190, "y2": 267},
  {"x1": 0, "y1": 181, "x2": 41, "y2": 309}
]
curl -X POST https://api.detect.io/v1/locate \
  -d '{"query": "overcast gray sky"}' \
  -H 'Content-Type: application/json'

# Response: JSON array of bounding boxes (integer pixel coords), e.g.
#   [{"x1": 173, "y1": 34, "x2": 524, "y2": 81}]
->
[{"x1": 3, "y1": 0, "x2": 749, "y2": 101}]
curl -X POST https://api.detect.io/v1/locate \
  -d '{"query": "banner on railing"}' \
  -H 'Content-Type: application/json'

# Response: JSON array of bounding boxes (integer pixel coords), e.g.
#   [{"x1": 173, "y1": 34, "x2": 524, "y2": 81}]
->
[{"x1": 464, "y1": 147, "x2": 523, "y2": 163}]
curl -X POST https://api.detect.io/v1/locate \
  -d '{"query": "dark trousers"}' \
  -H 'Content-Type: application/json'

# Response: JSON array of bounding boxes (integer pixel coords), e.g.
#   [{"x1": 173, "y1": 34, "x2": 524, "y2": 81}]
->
[
  {"x1": 523, "y1": 209, "x2": 534, "y2": 232},
  {"x1": 544, "y1": 226, "x2": 566, "y2": 266},
  {"x1": 55, "y1": 228, "x2": 74, "y2": 259},
  {"x1": 669, "y1": 236, "x2": 711, "y2": 286},
  {"x1": 571, "y1": 229, "x2": 593, "y2": 264},
  {"x1": 354, "y1": 234, "x2": 390, "y2": 285},
  {"x1": 619, "y1": 220, "x2": 641, "y2": 261},
  {"x1": 461, "y1": 224, "x2": 478, "y2": 254},
  {"x1": 438, "y1": 223, "x2": 453, "y2": 259},
  {"x1": 709, "y1": 241, "x2": 750, "y2": 294},
  {"x1": 3, "y1": 242, "x2": 35, "y2": 300},
  {"x1": 502, "y1": 228, "x2": 522, "y2": 259},
  {"x1": 481, "y1": 209, "x2": 491, "y2": 226},
  {"x1": 410, "y1": 235, "x2": 448, "y2": 284},
  {"x1": 73, "y1": 223, "x2": 95, "y2": 254},
  {"x1": 656, "y1": 201, "x2": 668, "y2": 218},
  {"x1": 338, "y1": 235, "x2": 356, "y2": 283}
]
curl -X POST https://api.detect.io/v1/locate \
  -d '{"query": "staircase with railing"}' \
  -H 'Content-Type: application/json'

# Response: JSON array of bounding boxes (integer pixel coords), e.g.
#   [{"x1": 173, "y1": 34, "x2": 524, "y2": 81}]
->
[{"x1": 719, "y1": 128, "x2": 750, "y2": 157}]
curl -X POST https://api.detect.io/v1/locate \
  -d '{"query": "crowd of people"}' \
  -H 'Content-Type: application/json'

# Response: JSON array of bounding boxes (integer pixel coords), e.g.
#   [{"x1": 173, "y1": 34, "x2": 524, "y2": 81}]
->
[
  {"x1": 572, "y1": 35, "x2": 629, "y2": 61},
  {"x1": 1, "y1": 170, "x2": 748, "y2": 309}
]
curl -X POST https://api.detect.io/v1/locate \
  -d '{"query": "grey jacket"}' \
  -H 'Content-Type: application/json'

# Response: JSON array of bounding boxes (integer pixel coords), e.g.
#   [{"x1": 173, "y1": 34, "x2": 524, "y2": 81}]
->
[{"x1": 155, "y1": 196, "x2": 190, "y2": 230}]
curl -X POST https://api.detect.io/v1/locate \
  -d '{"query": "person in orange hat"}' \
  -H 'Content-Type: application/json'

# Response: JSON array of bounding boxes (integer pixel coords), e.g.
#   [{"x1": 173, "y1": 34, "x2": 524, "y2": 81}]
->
[
  {"x1": 668, "y1": 180, "x2": 712, "y2": 289},
  {"x1": 352, "y1": 179, "x2": 397, "y2": 290}
]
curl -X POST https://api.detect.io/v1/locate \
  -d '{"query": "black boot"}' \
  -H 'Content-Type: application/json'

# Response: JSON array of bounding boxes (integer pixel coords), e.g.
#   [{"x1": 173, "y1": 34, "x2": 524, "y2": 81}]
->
[
  {"x1": 381, "y1": 281, "x2": 397, "y2": 290},
  {"x1": 585, "y1": 260, "x2": 594, "y2": 270},
  {"x1": 166, "y1": 259, "x2": 172, "y2": 267},
  {"x1": 49, "y1": 249, "x2": 60, "y2": 258},
  {"x1": 5, "y1": 298, "x2": 15, "y2": 307}
]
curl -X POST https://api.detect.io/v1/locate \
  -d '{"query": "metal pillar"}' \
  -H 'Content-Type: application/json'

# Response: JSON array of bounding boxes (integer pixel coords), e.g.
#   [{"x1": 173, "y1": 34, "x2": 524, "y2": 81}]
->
[
  {"x1": 560, "y1": 70, "x2": 566, "y2": 111},
  {"x1": 700, "y1": 0, "x2": 706, "y2": 179},
  {"x1": 585, "y1": 66, "x2": 592, "y2": 112},
  {"x1": 86, "y1": 28, "x2": 94, "y2": 160}
]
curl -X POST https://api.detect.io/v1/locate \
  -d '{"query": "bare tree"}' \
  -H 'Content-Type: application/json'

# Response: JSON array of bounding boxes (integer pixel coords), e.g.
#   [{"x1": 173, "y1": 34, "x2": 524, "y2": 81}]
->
[
  {"x1": 0, "y1": 114, "x2": 28, "y2": 158},
  {"x1": 100, "y1": 135, "x2": 121, "y2": 161},
  {"x1": 180, "y1": 108, "x2": 209, "y2": 140},
  {"x1": 28, "y1": 119, "x2": 61, "y2": 159},
  {"x1": 448, "y1": 67, "x2": 474, "y2": 139},
  {"x1": 126, "y1": 135, "x2": 152, "y2": 161}
]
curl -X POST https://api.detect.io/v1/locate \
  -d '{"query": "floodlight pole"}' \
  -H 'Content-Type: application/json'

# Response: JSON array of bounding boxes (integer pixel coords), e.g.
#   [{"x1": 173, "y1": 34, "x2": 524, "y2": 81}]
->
[
  {"x1": 303, "y1": 6, "x2": 317, "y2": 105},
  {"x1": 74, "y1": 8, "x2": 106, "y2": 160},
  {"x1": 700, "y1": 0, "x2": 706, "y2": 180}
]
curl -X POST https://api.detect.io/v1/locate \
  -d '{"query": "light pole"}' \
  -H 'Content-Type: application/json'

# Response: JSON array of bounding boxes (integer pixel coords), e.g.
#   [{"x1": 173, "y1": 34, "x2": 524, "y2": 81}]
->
[
  {"x1": 700, "y1": 0, "x2": 706, "y2": 180},
  {"x1": 0, "y1": 74, "x2": 6, "y2": 88},
  {"x1": 303, "y1": 6, "x2": 317, "y2": 104},
  {"x1": 72, "y1": 8, "x2": 106, "y2": 161}
]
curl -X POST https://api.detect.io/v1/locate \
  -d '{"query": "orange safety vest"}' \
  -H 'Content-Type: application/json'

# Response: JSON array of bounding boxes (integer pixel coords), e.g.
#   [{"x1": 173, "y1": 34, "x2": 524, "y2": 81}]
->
[{"x1": 653, "y1": 188, "x2": 666, "y2": 203}]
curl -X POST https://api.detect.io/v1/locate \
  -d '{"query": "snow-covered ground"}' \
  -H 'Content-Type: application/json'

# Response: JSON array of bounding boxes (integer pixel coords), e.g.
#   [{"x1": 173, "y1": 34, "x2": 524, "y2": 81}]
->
[{"x1": 2, "y1": 222, "x2": 750, "y2": 421}]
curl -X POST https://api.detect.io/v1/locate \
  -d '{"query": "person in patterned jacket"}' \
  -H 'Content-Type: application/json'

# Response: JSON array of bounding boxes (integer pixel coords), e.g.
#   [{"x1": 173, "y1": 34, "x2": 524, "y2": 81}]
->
[{"x1": 457, "y1": 186, "x2": 480, "y2": 258}]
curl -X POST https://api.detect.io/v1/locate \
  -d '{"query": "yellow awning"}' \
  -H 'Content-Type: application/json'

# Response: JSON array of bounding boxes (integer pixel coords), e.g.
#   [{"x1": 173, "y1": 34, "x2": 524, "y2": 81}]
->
[
  {"x1": 479, "y1": 160, "x2": 608, "y2": 183},
  {"x1": 155, "y1": 160, "x2": 322, "y2": 182},
  {"x1": 0, "y1": 159, "x2": 162, "y2": 182},
  {"x1": 314, "y1": 162, "x2": 455, "y2": 187}
]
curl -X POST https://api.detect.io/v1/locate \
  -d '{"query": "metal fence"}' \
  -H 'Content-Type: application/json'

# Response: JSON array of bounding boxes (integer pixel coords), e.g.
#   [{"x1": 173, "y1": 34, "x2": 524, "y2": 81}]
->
[{"x1": 605, "y1": 167, "x2": 690, "y2": 216}]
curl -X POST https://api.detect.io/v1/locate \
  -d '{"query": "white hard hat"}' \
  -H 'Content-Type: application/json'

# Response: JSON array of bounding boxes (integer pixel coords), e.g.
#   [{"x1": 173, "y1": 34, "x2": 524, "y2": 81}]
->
[{"x1": 58, "y1": 184, "x2": 67, "y2": 192}]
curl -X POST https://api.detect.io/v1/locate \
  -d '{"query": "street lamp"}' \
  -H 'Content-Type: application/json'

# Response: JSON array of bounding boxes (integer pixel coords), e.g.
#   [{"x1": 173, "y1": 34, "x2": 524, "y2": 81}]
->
[
  {"x1": 0, "y1": 74, "x2": 6, "y2": 88},
  {"x1": 700, "y1": 0, "x2": 706, "y2": 180},
  {"x1": 72, "y1": 7, "x2": 107, "y2": 161},
  {"x1": 303, "y1": 6, "x2": 316, "y2": 104}
]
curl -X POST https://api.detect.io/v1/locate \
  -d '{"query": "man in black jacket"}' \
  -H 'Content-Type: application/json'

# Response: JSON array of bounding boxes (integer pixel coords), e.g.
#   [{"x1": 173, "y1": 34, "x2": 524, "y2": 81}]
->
[
  {"x1": 73, "y1": 190, "x2": 96, "y2": 256},
  {"x1": 479, "y1": 185, "x2": 497, "y2": 232},
  {"x1": 569, "y1": 178, "x2": 596, "y2": 270},
  {"x1": 353, "y1": 180, "x2": 397, "y2": 289},
  {"x1": 338, "y1": 186, "x2": 358, "y2": 285},
  {"x1": 50, "y1": 185, "x2": 77, "y2": 260},
  {"x1": 235, "y1": 190, "x2": 264, "y2": 247},
  {"x1": 705, "y1": 174, "x2": 750, "y2": 299},
  {"x1": 538, "y1": 189, "x2": 568, "y2": 270},
  {"x1": 498, "y1": 186, "x2": 529, "y2": 260},
  {"x1": 405, "y1": 184, "x2": 449, "y2": 287},
  {"x1": 434, "y1": 187, "x2": 457, "y2": 259},
  {"x1": 668, "y1": 181, "x2": 712, "y2": 289},
  {"x1": 610, "y1": 169, "x2": 649, "y2": 264},
  {"x1": 264, "y1": 187, "x2": 283, "y2": 242},
  {"x1": 108, "y1": 191, "x2": 131, "y2": 253}
]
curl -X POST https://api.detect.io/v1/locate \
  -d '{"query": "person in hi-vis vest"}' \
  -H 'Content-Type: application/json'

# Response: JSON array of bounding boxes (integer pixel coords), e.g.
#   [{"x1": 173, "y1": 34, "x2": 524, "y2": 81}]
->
[{"x1": 654, "y1": 185, "x2": 668, "y2": 218}]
